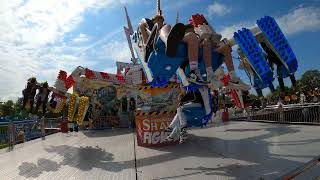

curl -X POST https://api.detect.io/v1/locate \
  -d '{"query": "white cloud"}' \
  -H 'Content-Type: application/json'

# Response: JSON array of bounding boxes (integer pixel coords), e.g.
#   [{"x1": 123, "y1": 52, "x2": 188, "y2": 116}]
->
[
  {"x1": 277, "y1": 6, "x2": 320, "y2": 36},
  {"x1": 0, "y1": 44, "x2": 96, "y2": 101},
  {"x1": 77, "y1": 27, "x2": 124, "y2": 56},
  {"x1": 77, "y1": 0, "x2": 197, "y2": 56},
  {"x1": 102, "y1": 67, "x2": 118, "y2": 74},
  {"x1": 218, "y1": 6, "x2": 320, "y2": 39},
  {"x1": 207, "y1": 2, "x2": 231, "y2": 17},
  {"x1": 73, "y1": 33, "x2": 90, "y2": 43},
  {"x1": 99, "y1": 41, "x2": 132, "y2": 63},
  {"x1": 0, "y1": 0, "x2": 137, "y2": 101},
  {"x1": 219, "y1": 22, "x2": 253, "y2": 39}
]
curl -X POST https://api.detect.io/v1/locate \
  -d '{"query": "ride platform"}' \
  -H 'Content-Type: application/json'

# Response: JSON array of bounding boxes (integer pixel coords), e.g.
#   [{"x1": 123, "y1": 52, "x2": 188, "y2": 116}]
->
[{"x1": 0, "y1": 122, "x2": 319, "y2": 180}]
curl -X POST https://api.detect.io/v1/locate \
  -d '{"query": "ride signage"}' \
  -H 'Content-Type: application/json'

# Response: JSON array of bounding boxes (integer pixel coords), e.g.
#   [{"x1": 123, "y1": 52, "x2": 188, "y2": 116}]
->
[{"x1": 135, "y1": 111, "x2": 178, "y2": 147}]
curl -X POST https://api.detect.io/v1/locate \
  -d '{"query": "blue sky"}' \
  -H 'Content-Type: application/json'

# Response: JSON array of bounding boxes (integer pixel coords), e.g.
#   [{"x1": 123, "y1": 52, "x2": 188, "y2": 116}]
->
[{"x1": 0, "y1": 0, "x2": 319, "y2": 100}]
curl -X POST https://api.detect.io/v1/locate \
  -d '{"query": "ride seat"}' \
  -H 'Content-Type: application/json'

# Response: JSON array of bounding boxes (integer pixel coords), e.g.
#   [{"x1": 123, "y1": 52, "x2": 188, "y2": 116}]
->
[{"x1": 182, "y1": 106, "x2": 207, "y2": 127}]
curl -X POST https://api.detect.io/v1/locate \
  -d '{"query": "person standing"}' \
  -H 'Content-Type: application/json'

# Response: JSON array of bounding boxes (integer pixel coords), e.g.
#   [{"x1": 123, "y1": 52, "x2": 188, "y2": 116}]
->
[
  {"x1": 129, "y1": 98, "x2": 136, "y2": 128},
  {"x1": 300, "y1": 92, "x2": 306, "y2": 104}
]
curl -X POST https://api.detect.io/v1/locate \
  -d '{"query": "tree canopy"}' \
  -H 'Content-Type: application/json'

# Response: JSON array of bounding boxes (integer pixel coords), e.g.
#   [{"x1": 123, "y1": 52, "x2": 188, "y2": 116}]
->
[
  {"x1": 299, "y1": 70, "x2": 320, "y2": 92},
  {"x1": 266, "y1": 69, "x2": 320, "y2": 101},
  {"x1": 0, "y1": 100, "x2": 14, "y2": 117}
]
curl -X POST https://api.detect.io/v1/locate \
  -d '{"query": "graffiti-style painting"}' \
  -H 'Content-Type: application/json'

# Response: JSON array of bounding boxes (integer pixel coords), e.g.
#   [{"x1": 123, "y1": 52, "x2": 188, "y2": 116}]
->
[
  {"x1": 136, "y1": 85, "x2": 180, "y2": 112},
  {"x1": 74, "y1": 81, "x2": 125, "y2": 125},
  {"x1": 96, "y1": 86, "x2": 120, "y2": 116}
]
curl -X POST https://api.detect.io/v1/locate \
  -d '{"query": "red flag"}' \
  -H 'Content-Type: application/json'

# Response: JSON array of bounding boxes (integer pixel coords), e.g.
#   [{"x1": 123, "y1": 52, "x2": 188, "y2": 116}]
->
[
  {"x1": 100, "y1": 72, "x2": 110, "y2": 80},
  {"x1": 58, "y1": 70, "x2": 67, "y2": 81},
  {"x1": 85, "y1": 68, "x2": 95, "y2": 79}
]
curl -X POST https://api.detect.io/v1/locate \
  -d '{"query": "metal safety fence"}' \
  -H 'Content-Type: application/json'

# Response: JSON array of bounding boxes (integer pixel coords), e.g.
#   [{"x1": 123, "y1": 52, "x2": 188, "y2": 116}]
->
[
  {"x1": 230, "y1": 103, "x2": 320, "y2": 125},
  {"x1": 91, "y1": 116, "x2": 120, "y2": 130},
  {"x1": 0, "y1": 117, "x2": 62, "y2": 150}
]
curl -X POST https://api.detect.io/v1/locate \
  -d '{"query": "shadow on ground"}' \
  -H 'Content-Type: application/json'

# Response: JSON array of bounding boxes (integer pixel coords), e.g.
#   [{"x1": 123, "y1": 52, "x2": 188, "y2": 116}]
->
[
  {"x1": 19, "y1": 158, "x2": 59, "y2": 178},
  {"x1": 18, "y1": 145, "x2": 133, "y2": 178},
  {"x1": 18, "y1": 124, "x2": 320, "y2": 179},
  {"x1": 139, "y1": 125, "x2": 320, "y2": 180},
  {"x1": 82, "y1": 128, "x2": 133, "y2": 138}
]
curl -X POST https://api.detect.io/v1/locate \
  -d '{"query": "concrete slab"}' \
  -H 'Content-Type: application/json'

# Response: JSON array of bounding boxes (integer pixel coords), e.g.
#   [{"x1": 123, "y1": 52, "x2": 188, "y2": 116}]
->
[
  {"x1": 135, "y1": 121, "x2": 320, "y2": 180},
  {"x1": 0, "y1": 129, "x2": 136, "y2": 180},
  {"x1": 0, "y1": 122, "x2": 319, "y2": 180}
]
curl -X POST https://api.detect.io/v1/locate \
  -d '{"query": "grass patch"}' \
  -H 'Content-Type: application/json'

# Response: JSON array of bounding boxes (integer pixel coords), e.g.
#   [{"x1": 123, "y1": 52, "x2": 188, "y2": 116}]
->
[{"x1": 0, "y1": 143, "x2": 9, "y2": 149}]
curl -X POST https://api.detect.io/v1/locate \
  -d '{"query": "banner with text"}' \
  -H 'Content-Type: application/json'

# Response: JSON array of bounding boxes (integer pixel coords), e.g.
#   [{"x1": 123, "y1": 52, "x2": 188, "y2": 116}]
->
[{"x1": 135, "y1": 111, "x2": 178, "y2": 147}]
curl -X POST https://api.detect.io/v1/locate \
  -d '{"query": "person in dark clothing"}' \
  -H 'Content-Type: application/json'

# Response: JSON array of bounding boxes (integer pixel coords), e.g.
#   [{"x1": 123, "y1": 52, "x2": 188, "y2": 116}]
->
[
  {"x1": 260, "y1": 42, "x2": 297, "y2": 93},
  {"x1": 211, "y1": 91, "x2": 219, "y2": 113},
  {"x1": 129, "y1": 97, "x2": 136, "y2": 111},
  {"x1": 128, "y1": 97, "x2": 136, "y2": 128},
  {"x1": 121, "y1": 97, "x2": 128, "y2": 112}
]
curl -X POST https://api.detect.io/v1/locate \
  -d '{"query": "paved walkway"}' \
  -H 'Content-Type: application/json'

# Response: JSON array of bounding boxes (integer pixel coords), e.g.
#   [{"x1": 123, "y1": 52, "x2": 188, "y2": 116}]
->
[
  {"x1": 0, "y1": 122, "x2": 319, "y2": 180},
  {"x1": 0, "y1": 129, "x2": 136, "y2": 180}
]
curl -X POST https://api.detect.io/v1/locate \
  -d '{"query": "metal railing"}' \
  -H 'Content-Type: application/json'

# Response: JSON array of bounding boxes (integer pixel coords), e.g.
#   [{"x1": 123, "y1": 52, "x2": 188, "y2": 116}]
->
[
  {"x1": 91, "y1": 116, "x2": 120, "y2": 129},
  {"x1": 276, "y1": 154, "x2": 320, "y2": 180},
  {"x1": 230, "y1": 103, "x2": 320, "y2": 125},
  {"x1": 0, "y1": 117, "x2": 62, "y2": 150}
]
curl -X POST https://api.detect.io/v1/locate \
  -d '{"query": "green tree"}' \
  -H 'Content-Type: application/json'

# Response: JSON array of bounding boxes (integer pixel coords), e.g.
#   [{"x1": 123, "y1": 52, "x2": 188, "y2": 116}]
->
[
  {"x1": 300, "y1": 70, "x2": 320, "y2": 92},
  {"x1": 0, "y1": 101, "x2": 3, "y2": 116},
  {"x1": 13, "y1": 98, "x2": 30, "y2": 119},
  {"x1": 0, "y1": 100, "x2": 14, "y2": 117},
  {"x1": 264, "y1": 70, "x2": 320, "y2": 103}
]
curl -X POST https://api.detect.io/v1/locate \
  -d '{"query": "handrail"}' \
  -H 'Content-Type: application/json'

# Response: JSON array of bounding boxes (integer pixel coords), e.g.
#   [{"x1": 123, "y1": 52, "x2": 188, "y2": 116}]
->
[
  {"x1": 0, "y1": 117, "x2": 63, "y2": 125},
  {"x1": 265, "y1": 103, "x2": 320, "y2": 110},
  {"x1": 276, "y1": 155, "x2": 320, "y2": 180},
  {"x1": 0, "y1": 117, "x2": 63, "y2": 149},
  {"x1": 230, "y1": 104, "x2": 320, "y2": 124}
]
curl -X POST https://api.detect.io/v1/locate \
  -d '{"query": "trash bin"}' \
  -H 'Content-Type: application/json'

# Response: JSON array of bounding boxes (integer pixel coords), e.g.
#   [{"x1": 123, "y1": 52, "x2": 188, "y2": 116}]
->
[
  {"x1": 60, "y1": 121, "x2": 68, "y2": 133},
  {"x1": 222, "y1": 111, "x2": 229, "y2": 122}
]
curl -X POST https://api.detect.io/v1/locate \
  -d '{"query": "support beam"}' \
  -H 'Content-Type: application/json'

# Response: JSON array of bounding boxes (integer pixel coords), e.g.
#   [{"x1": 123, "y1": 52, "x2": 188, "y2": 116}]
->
[
  {"x1": 176, "y1": 11, "x2": 179, "y2": 24},
  {"x1": 157, "y1": 0, "x2": 162, "y2": 15}
]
